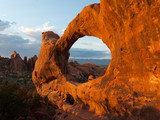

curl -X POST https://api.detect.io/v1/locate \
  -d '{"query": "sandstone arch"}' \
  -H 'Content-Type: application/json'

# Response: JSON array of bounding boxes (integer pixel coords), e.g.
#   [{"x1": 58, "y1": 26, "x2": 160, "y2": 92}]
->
[{"x1": 33, "y1": 0, "x2": 160, "y2": 118}]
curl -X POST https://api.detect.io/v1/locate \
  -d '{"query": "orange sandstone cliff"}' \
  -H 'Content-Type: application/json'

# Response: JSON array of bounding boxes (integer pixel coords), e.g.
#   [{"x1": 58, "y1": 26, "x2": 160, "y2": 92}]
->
[{"x1": 32, "y1": 0, "x2": 160, "y2": 119}]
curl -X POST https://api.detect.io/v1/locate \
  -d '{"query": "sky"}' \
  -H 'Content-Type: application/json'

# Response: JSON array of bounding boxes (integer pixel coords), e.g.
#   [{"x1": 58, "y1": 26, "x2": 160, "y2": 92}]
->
[{"x1": 0, "y1": 0, "x2": 111, "y2": 59}]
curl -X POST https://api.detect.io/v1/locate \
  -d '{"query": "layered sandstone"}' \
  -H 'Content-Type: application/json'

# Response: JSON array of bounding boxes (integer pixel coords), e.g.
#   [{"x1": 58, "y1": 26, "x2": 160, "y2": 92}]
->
[{"x1": 32, "y1": 0, "x2": 160, "y2": 119}]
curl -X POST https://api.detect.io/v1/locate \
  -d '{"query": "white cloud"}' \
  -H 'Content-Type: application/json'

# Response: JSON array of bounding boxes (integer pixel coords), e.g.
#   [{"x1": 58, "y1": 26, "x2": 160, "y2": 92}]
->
[
  {"x1": 20, "y1": 22, "x2": 56, "y2": 40},
  {"x1": 69, "y1": 48, "x2": 111, "y2": 59},
  {"x1": 77, "y1": 41, "x2": 105, "y2": 47},
  {"x1": 0, "y1": 33, "x2": 40, "y2": 57}
]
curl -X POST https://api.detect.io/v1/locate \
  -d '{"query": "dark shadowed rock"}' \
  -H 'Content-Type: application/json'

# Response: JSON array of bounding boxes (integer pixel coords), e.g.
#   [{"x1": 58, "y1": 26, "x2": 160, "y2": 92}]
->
[
  {"x1": 33, "y1": 55, "x2": 38, "y2": 63},
  {"x1": 23, "y1": 56, "x2": 27, "y2": 64},
  {"x1": 33, "y1": 111, "x2": 52, "y2": 120},
  {"x1": 10, "y1": 51, "x2": 27, "y2": 76},
  {"x1": 27, "y1": 55, "x2": 38, "y2": 71},
  {"x1": 0, "y1": 56, "x2": 10, "y2": 74}
]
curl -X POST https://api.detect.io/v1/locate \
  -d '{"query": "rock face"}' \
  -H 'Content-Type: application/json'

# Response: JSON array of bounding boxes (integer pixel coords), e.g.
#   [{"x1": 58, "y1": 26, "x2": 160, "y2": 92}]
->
[
  {"x1": 0, "y1": 52, "x2": 37, "y2": 76},
  {"x1": 32, "y1": 0, "x2": 160, "y2": 119},
  {"x1": 10, "y1": 51, "x2": 27, "y2": 76},
  {"x1": 68, "y1": 60, "x2": 105, "y2": 83},
  {"x1": 27, "y1": 55, "x2": 38, "y2": 71}
]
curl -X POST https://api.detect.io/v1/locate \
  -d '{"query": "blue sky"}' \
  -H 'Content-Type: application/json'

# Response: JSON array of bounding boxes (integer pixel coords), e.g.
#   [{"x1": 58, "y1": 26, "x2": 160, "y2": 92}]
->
[{"x1": 0, "y1": 0, "x2": 111, "y2": 59}]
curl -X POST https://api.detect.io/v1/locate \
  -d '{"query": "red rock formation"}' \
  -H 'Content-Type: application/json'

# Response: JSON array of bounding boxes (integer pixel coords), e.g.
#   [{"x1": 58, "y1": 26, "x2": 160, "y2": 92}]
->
[
  {"x1": 10, "y1": 51, "x2": 27, "y2": 76},
  {"x1": 27, "y1": 55, "x2": 37, "y2": 71},
  {"x1": 0, "y1": 56, "x2": 10, "y2": 75},
  {"x1": 68, "y1": 60, "x2": 105, "y2": 83},
  {"x1": 88, "y1": 74, "x2": 94, "y2": 81},
  {"x1": 32, "y1": 0, "x2": 160, "y2": 119},
  {"x1": 0, "y1": 52, "x2": 38, "y2": 76},
  {"x1": 33, "y1": 55, "x2": 38, "y2": 63},
  {"x1": 27, "y1": 58, "x2": 34, "y2": 71},
  {"x1": 23, "y1": 56, "x2": 27, "y2": 64},
  {"x1": 22, "y1": 55, "x2": 38, "y2": 72}
]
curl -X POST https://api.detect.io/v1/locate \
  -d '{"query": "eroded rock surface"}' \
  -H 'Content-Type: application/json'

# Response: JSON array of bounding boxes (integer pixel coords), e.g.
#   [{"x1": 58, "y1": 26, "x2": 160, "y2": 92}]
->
[
  {"x1": 68, "y1": 60, "x2": 106, "y2": 83},
  {"x1": 0, "y1": 51, "x2": 37, "y2": 76},
  {"x1": 10, "y1": 51, "x2": 27, "y2": 76},
  {"x1": 27, "y1": 55, "x2": 38, "y2": 71},
  {"x1": 32, "y1": 0, "x2": 160, "y2": 119}
]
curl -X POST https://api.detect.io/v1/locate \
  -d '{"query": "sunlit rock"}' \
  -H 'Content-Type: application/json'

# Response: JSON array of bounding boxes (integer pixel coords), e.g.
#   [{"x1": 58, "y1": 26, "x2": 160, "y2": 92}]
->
[{"x1": 32, "y1": 0, "x2": 160, "y2": 119}]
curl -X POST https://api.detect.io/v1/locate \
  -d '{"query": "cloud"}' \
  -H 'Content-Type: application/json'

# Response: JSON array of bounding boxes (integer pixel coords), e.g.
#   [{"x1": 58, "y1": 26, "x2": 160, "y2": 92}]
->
[
  {"x1": 2, "y1": 14, "x2": 7, "y2": 17},
  {"x1": 21, "y1": 22, "x2": 56, "y2": 40},
  {"x1": 0, "y1": 20, "x2": 111, "y2": 59},
  {"x1": 72, "y1": 36, "x2": 110, "y2": 52},
  {"x1": 0, "y1": 33, "x2": 40, "y2": 57},
  {"x1": 77, "y1": 41, "x2": 105, "y2": 47},
  {"x1": 0, "y1": 33, "x2": 111, "y2": 59},
  {"x1": 0, "y1": 20, "x2": 15, "y2": 31},
  {"x1": 69, "y1": 48, "x2": 111, "y2": 59}
]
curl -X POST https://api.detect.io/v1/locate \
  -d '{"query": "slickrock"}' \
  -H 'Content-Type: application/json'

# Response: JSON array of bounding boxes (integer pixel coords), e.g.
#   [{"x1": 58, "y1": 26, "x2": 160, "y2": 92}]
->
[{"x1": 32, "y1": 0, "x2": 160, "y2": 119}]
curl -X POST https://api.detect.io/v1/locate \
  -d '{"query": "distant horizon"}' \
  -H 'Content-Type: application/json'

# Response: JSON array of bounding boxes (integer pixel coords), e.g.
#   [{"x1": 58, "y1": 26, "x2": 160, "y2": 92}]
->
[
  {"x1": 0, "y1": 50, "x2": 111, "y2": 60},
  {"x1": 69, "y1": 57, "x2": 111, "y2": 60}
]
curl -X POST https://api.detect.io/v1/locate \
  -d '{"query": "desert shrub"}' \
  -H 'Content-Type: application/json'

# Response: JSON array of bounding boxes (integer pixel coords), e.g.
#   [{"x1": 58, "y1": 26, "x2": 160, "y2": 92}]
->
[
  {"x1": 73, "y1": 74, "x2": 91, "y2": 83},
  {"x1": 5, "y1": 74, "x2": 21, "y2": 79},
  {"x1": 0, "y1": 82, "x2": 28, "y2": 120},
  {"x1": 0, "y1": 81, "x2": 44, "y2": 120},
  {"x1": 0, "y1": 80, "x2": 57, "y2": 120},
  {"x1": 47, "y1": 106, "x2": 56, "y2": 116},
  {"x1": 76, "y1": 77, "x2": 88, "y2": 83},
  {"x1": 28, "y1": 94, "x2": 42, "y2": 109}
]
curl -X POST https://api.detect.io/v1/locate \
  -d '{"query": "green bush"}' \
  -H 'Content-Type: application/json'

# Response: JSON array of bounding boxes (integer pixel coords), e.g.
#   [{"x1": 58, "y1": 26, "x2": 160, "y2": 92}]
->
[
  {"x1": 73, "y1": 74, "x2": 90, "y2": 83},
  {"x1": 0, "y1": 80, "x2": 56, "y2": 120}
]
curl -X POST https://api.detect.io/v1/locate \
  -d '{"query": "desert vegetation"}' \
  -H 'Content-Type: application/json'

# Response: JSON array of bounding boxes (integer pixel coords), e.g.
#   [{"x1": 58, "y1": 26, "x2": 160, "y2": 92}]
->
[{"x1": 0, "y1": 80, "x2": 59, "y2": 120}]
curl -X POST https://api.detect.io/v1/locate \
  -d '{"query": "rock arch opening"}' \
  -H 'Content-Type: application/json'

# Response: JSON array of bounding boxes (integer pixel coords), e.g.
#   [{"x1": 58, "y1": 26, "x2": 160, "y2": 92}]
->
[
  {"x1": 68, "y1": 36, "x2": 111, "y2": 83},
  {"x1": 33, "y1": 1, "x2": 160, "y2": 117}
]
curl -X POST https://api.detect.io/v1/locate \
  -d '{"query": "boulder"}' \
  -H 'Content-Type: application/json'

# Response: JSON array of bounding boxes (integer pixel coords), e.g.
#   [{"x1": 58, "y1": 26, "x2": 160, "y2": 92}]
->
[{"x1": 88, "y1": 74, "x2": 94, "y2": 81}]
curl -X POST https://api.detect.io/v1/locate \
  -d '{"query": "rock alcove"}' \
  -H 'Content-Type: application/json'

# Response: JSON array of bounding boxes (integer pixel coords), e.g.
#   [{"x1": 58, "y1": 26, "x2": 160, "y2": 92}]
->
[{"x1": 33, "y1": 0, "x2": 160, "y2": 118}]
